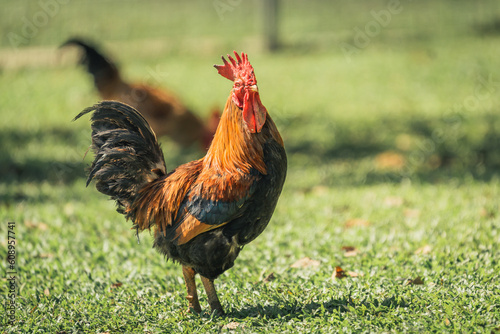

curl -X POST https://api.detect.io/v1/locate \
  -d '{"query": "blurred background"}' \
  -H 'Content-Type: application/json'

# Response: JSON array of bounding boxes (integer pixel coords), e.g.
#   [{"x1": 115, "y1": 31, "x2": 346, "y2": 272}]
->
[{"x1": 2, "y1": 0, "x2": 500, "y2": 195}]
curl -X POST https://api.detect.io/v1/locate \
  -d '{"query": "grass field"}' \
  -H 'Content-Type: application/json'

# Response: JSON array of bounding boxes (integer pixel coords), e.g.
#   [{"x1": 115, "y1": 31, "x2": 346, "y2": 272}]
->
[{"x1": 1, "y1": 0, "x2": 500, "y2": 332}]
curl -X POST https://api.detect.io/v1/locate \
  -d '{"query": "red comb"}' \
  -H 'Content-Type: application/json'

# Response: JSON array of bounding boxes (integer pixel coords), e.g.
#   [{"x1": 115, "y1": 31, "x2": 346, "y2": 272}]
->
[{"x1": 214, "y1": 51, "x2": 253, "y2": 82}]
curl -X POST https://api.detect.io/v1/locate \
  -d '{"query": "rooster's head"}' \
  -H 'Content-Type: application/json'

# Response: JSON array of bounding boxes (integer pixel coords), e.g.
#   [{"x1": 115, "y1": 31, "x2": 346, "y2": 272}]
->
[{"x1": 214, "y1": 51, "x2": 267, "y2": 134}]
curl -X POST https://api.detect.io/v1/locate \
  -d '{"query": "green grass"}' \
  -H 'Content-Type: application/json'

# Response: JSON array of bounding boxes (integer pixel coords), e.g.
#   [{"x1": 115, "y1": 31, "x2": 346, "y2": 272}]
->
[{"x1": 1, "y1": 0, "x2": 500, "y2": 332}]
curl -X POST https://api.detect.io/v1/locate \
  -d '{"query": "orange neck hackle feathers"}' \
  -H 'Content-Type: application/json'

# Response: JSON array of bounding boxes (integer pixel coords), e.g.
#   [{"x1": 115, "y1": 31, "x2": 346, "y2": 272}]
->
[{"x1": 204, "y1": 96, "x2": 267, "y2": 175}]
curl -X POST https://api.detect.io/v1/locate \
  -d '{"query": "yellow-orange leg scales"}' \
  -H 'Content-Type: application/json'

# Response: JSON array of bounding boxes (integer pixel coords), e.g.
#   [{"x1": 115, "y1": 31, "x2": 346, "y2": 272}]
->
[
  {"x1": 182, "y1": 266, "x2": 201, "y2": 313},
  {"x1": 200, "y1": 276, "x2": 224, "y2": 315},
  {"x1": 182, "y1": 265, "x2": 224, "y2": 315}
]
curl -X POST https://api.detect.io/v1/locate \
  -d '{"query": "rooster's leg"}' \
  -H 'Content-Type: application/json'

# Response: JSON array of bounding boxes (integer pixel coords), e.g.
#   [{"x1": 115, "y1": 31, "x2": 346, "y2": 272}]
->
[
  {"x1": 182, "y1": 266, "x2": 202, "y2": 313},
  {"x1": 200, "y1": 275, "x2": 224, "y2": 315}
]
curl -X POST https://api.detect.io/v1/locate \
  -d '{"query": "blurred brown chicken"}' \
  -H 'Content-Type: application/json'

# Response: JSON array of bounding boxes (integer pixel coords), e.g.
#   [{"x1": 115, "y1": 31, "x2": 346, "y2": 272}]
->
[{"x1": 62, "y1": 37, "x2": 219, "y2": 150}]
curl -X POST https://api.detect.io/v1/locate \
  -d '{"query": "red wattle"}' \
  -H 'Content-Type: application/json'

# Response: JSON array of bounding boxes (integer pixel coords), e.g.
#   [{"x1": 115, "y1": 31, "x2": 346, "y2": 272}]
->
[{"x1": 242, "y1": 90, "x2": 266, "y2": 133}]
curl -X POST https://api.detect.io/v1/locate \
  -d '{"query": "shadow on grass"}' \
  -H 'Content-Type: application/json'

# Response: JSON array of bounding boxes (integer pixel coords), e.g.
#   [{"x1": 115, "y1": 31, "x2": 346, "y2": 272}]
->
[
  {"x1": 475, "y1": 17, "x2": 500, "y2": 36},
  {"x1": 0, "y1": 126, "x2": 85, "y2": 148},
  {"x1": 284, "y1": 111, "x2": 500, "y2": 185},
  {"x1": 0, "y1": 127, "x2": 87, "y2": 185},
  {"x1": 226, "y1": 295, "x2": 410, "y2": 320},
  {"x1": 286, "y1": 140, "x2": 387, "y2": 160},
  {"x1": 0, "y1": 155, "x2": 87, "y2": 184}
]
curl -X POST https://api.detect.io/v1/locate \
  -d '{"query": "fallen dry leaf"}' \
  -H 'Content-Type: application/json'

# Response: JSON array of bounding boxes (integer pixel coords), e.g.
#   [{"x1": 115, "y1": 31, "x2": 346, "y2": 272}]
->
[
  {"x1": 375, "y1": 151, "x2": 405, "y2": 170},
  {"x1": 43, "y1": 288, "x2": 50, "y2": 297},
  {"x1": 262, "y1": 273, "x2": 276, "y2": 283},
  {"x1": 444, "y1": 318, "x2": 451, "y2": 326},
  {"x1": 406, "y1": 276, "x2": 424, "y2": 285},
  {"x1": 347, "y1": 271, "x2": 363, "y2": 278},
  {"x1": 344, "y1": 251, "x2": 358, "y2": 257},
  {"x1": 25, "y1": 221, "x2": 36, "y2": 228},
  {"x1": 311, "y1": 185, "x2": 329, "y2": 195},
  {"x1": 111, "y1": 282, "x2": 123, "y2": 289},
  {"x1": 479, "y1": 207, "x2": 496, "y2": 218},
  {"x1": 341, "y1": 246, "x2": 359, "y2": 257},
  {"x1": 414, "y1": 245, "x2": 432, "y2": 255},
  {"x1": 479, "y1": 208, "x2": 488, "y2": 217},
  {"x1": 404, "y1": 209, "x2": 420, "y2": 218},
  {"x1": 38, "y1": 222, "x2": 49, "y2": 230},
  {"x1": 25, "y1": 221, "x2": 49, "y2": 230},
  {"x1": 223, "y1": 322, "x2": 241, "y2": 330},
  {"x1": 290, "y1": 257, "x2": 320, "y2": 269},
  {"x1": 383, "y1": 196, "x2": 404, "y2": 207},
  {"x1": 333, "y1": 266, "x2": 347, "y2": 279},
  {"x1": 344, "y1": 219, "x2": 370, "y2": 229},
  {"x1": 37, "y1": 253, "x2": 53, "y2": 259}
]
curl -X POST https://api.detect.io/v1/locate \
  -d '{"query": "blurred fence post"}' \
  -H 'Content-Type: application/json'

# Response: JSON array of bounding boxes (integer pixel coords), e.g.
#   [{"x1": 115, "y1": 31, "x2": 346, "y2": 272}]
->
[{"x1": 262, "y1": 0, "x2": 279, "y2": 51}]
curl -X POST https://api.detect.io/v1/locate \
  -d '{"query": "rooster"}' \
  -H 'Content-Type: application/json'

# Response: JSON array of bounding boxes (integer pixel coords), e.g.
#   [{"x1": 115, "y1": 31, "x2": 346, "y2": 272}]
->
[
  {"x1": 75, "y1": 52, "x2": 287, "y2": 314},
  {"x1": 63, "y1": 38, "x2": 219, "y2": 150}
]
